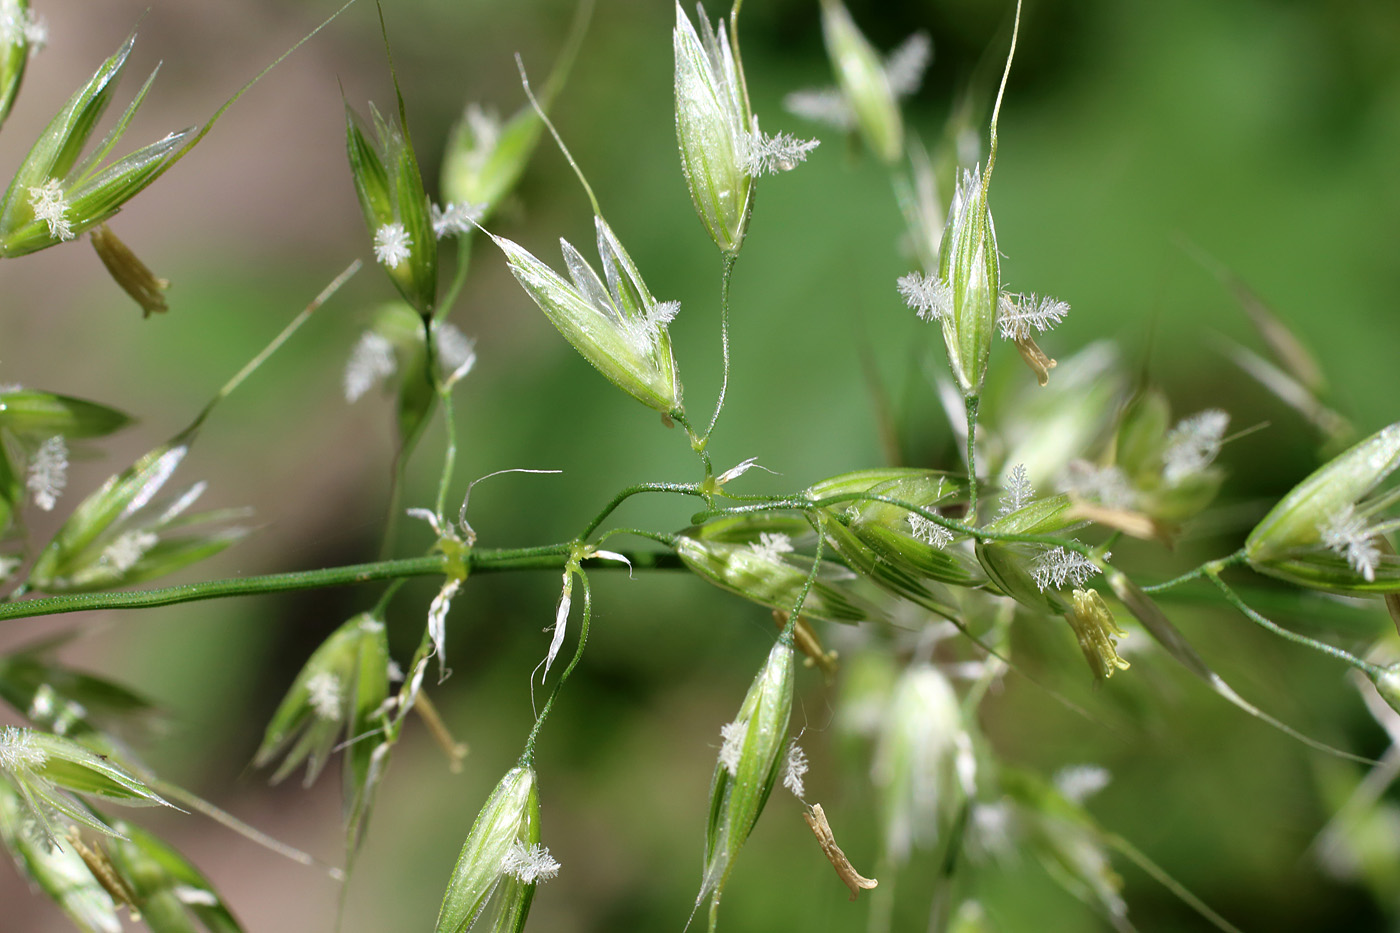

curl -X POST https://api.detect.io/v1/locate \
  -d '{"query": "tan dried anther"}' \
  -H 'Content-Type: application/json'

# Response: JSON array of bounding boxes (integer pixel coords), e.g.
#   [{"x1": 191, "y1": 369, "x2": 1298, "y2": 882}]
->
[
  {"x1": 773, "y1": 610, "x2": 838, "y2": 680},
  {"x1": 1065, "y1": 500, "x2": 1163, "y2": 542},
  {"x1": 1066, "y1": 588, "x2": 1130, "y2": 682},
  {"x1": 802, "y1": 803, "x2": 877, "y2": 901},
  {"x1": 1012, "y1": 332, "x2": 1056, "y2": 386},
  {"x1": 67, "y1": 829, "x2": 140, "y2": 918},
  {"x1": 91, "y1": 225, "x2": 169, "y2": 317}
]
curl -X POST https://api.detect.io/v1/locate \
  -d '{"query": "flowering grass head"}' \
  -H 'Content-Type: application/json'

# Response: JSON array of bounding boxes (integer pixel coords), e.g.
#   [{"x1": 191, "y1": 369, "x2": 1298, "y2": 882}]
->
[
  {"x1": 699, "y1": 638, "x2": 794, "y2": 921},
  {"x1": 489, "y1": 215, "x2": 683, "y2": 416},
  {"x1": 1245, "y1": 421, "x2": 1400, "y2": 592},
  {"x1": 0, "y1": 33, "x2": 200, "y2": 257},
  {"x1": 436, "y1": 766, "x2": 553, "y2": 933},
  {"x1": 346, "y1": 101, "x2": 438, "y2": 316}
]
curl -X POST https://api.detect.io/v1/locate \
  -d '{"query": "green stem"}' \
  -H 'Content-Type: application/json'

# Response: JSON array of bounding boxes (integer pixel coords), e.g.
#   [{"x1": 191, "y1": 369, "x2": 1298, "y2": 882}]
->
[
  {"x1": 0, "y1": 548, "x2": 683, "y2": 623},
  {"x1": 594, "y1": 527, "x2": 681, "y2": 549},
  {"x1": 190, "y1": 261, "x2": 360, "y2": 436},
  {"x1": 782, "y1": 513, "x2": 826, "y2": 643},
  {"x1": 671, "y1": 409, "x2": 715, "y2": 480},
  {"x1": 963, "y1": 394, "x2": 979, "y2": 521},
  {"x1": 1205, "y1": 570, "x2": 1382, "y2": 678},
  {"x1": 703, "y1": 253, "x2": 738, "y2": 443},
  {"x1": 522, "y1": 568, "x2": 592, "y2": 763},
  {"x1": 435, "y1": 233, "x2": 474, "y2": 321},
  {"x1": 434, "y1": 386, "x2": 458, "y2": 519},
  {"x1": 1142, "y1": 550, "x2": 1248, "y2": 594},
  {"x1": 579, "y1": 481, "x2": 704, "y2": 541}
]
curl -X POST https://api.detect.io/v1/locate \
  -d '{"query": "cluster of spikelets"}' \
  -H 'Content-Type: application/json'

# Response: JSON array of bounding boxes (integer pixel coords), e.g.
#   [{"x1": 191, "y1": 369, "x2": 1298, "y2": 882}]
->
[{"x1": 3, "y1": 1, "x2": 1400, "y2": 932}]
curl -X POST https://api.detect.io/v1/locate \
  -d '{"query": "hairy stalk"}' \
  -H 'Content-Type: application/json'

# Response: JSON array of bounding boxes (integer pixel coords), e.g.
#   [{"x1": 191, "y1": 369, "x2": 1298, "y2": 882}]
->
[
  {"x1": 1141, "y1": 550, "x2": 1248, "y2": 593},
  {"x1": 579, "y1": 481, "x2": 704, "y2": 540},
  {"x1": 1206, "y1": 570, "x2": 1383, "y2": 678},
  {"x1": 672, "y1": 409, "x2": 715, "y2": 480},
  {"x1": 702, "y1": 253, "x2": 739, "y2": 443},
  {"x1": 782, "y1": 513, "x2": 827, "y2": 644}
]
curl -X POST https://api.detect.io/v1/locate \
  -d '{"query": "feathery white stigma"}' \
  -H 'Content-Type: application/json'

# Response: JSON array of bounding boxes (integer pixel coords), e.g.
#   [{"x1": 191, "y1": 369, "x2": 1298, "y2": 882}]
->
[
  {"x1": 373, "y1": 223, "x2": 412, "y2": 269},
  {"x1": 1060, "y1": 460, "x2": 1134, "y2": 509},
  {"x1": 783, "y1": 87, "x2": 854, "y2": 130},
  {"x1": 306, "y1": 671, "x2": 343, "y2": 722},
  {"x1": 28, "y1": 179, "x2": 72, "y2": 241},
  {"x1": 740, "y1": 131, "x2": 820, "y2": 176},
  {"x1": 27, "y1": 435, "x2": 67, "y2": 511},
  {"x1": 907, "y1": 513, "x2": 953, "y2": 549},
  {"x1": 618, "y1": 300, "x2": 681, "y2": 354},
  {"x1": 1, "y1": 1, "x2": 46, "y2": 50},
  {"x1": 435, "y1": 323, "x2": 477, "y2": 381},
  {"x1": 997, "y1": 292, "x2": 1070, "y2": 341},
  {"x1": 883, "y1": 32, "x2": 932, "y2": 97},
  {"x1": 1163, "y1": 409, "x2": 1229, "y2": 484},
  {"x1": 101, "y1": 530, "x2": 159, "y2": 574},
  {"x1": 344, "y1": 331, "x2": 397, "y2": 403},
  {"x1": 1054, "y1": 764, "x2": 1111, "y2": 804},
  {"x1": 1031, "y1": 547, "x2": 1102, "y2": 592},
  {"x1": 749, "y1": 532, "x2": 794, "y2": 561},
  {"x1": 1320, "y1": 504, "x2": 1381, "y2": 583},
  {"x1": 502, "y1": 841, "x2": 560, "y2": 883},
  {"x1": 897, "y1": 271, "x2": 951, "y2": 323},
  {"x1": 718, "y1": 719, "x2": 746, "y2": 776},
  {"x1": 431, "y1": 201, "x2": 485, "y2": 239},
  {"x1": 0, "y1": 726, "x2": 47, "y2": 773},
  {"x1": 782, "y1": 739, "x2": 809, "y2": 798},
  {"x1": 998, "y1": 463, "x2": 1033, "y2": 517}
]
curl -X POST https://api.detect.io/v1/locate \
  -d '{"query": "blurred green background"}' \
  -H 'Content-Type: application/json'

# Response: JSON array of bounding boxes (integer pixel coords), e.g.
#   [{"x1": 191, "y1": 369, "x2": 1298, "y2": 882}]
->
[{"x1": 2, "y1": 0, "x2": 1399, "y2": 930}]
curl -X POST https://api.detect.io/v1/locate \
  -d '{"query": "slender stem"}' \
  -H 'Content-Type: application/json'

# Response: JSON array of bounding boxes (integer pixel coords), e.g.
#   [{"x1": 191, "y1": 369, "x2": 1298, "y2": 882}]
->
[
  {"x1": 0, "y1": 548, "x2": 683, "y2": 623},
  {"x1": 579, "y1": 482, "x2": 704, "y2": 541},
  {"x1": 671, "y1": 409, "x2": 715, "y2": 479},
  {"x1": 963, "y1": 395, "x2": 979, "y2": 521},
  {"x1": 1142, "y1": 550, "x2": 1248, "y2": 594},
  {"x1": 434, "y1": 387, "x2": 458, "y2": 519},
  {"x1": 703, "y1": 253, "x2": 738, "y2": 443},
  {"x1": 1206, "y1": 570, "x2": 1382, "y2": 678},
  {"x1": 594, "y1": 527, "x2": 681, "y2": 549},
  {"x1": 782, "y1": 513, "x2": 826, "y2": 644},
  {"x1": 414, "y1": 692, "x2": 467, "y2": 771},
  {"x1": 189, "y1": 261, "x2": 360, "y2": 435},
  {"x1": 522, "y1": 569, "x2": 593, "y2": 763},
  {"x1": 435, "y1": 233, "x2": 474, "y2": 321}
]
